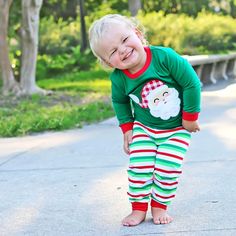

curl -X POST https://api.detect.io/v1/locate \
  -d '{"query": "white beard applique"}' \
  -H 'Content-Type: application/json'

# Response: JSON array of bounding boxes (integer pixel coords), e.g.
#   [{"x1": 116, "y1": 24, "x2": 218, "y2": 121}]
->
[
  {"x1": 146, "y1": 86, "x2": 180, "y2": 120},
  {"x1": 129, "y1": 80, "x2": 180, "y2": 120}
]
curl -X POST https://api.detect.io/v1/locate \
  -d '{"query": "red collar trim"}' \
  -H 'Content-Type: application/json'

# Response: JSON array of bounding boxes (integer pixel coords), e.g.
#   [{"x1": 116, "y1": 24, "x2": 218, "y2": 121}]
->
[{"x1": 122, "y1": 46, "x2": 151, "y2": 79}]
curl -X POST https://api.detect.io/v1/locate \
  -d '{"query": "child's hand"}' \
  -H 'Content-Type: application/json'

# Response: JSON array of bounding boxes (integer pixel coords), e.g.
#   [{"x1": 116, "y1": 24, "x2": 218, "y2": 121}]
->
[
  {"x1": 182, "y1": 120, "x2": 200, "y2": 133},
  {"x1": 123, "y1": 130, "x2": 133, "y2": 155}
]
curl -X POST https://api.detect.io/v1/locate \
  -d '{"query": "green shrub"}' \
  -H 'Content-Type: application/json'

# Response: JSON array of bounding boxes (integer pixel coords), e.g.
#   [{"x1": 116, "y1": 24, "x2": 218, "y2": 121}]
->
[
  {"x1": 39, "y1": 16, "x2": 81, "y2": 55},
  {"x1": 183, "y1": 12, "x2": 236, "y2": 54},
  {"x1": 139, "y1": 11, "x2": 193, "y2": 53},
  {"x1": 138, "y1": 11, "x2": 236, "y2": 55},
  {"x1": 36, "y1": 11, "x2": 236, "y2": 80},
  {"x1": 0, "y1": 69, "x2": 113, "y2": 137},
  {"x1": 0, "y1": 101, "x2": 114, "y2": 137},
  {"x1": 36, "y1": 46, "x2": 95, "y2": 79},
  {"x1": 8, "y1": 10, "x2": 236, "y2": 82},
  {"x1": 37, "y1": 70, "x2": 111, "y2": 95}
]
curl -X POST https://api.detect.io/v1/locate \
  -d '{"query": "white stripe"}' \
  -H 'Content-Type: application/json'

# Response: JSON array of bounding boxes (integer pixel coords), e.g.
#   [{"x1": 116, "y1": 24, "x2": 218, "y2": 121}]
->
[
  {"x1": 132, "y1": 137, "x2": 151, "y2": 142},
  {"x1": 153, "y1": 179, "x2": 178, "y2": 189},
  {"x1": 128, "y1": 167, "x2": 154, "y2": 173},
  {"x1": 130, "y1": 145, "x2": 156, "y2": 151},
  {"x1": 154, "y1": 165, "x2": 182, "y2": 172},
  {"x1": 129, "y1": 162, "x2": 154, "y2": 167},
  {"x1": 156, "y1": 152, "x2": 183, "y2": 162},
  {"x1": 129, "y1": 190, "x2": 151, "y2": 195},
  {"x1": 130, "y1": 151, "x2": 156, "y2": 158},
  {"x1": 129, "y1": 180, "x2": 153, "y2": 188},
  {"x1": 166, "y1": 140, "x2": 189, "y2": 149},
  {"x1": 152, "y1": 188, "x2": 176, "y2": 197},
  {"x1": 154, "y1": 171, "x2": 181, "y2": 178}
]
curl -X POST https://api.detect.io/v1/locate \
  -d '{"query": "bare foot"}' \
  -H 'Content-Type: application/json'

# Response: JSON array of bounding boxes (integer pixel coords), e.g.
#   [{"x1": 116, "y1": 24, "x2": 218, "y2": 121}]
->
[
  {"x1": 122, "y1": 210, "x2": 146, "y2": 227},
  {"x1": 151, "y1": 207, "x2": 173, "y2": 224}
]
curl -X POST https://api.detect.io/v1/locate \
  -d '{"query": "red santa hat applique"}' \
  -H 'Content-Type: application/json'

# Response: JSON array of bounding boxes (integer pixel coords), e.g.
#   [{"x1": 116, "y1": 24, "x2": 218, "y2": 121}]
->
[{"x1": 140, "y1": 80, "x2": 164, "y2": 108}]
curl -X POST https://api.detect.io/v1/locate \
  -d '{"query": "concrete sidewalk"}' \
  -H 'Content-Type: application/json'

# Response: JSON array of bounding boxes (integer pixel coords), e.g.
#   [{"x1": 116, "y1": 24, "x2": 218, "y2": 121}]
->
[{"x1": 0, "y1": 80, "x2": 236, "y2": 236}]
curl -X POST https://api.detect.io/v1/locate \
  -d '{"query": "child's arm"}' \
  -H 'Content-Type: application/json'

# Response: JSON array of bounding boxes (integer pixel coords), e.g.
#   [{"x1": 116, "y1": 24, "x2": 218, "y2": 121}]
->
[
  {"x1": 164, "y1": 48, "x2": 201, "y2": 131},
  {"x1": 110, "y1": 72, "x2": 134, "y2": 153},
  {"x1": 123, "y1": 130, "x2": 133, "y2": 154},
  {"x1": 182, "y1": 120, "x2": 200, "y2": 132},
  {"x1": 110, "y1": 72, "x2": 134, "y2": 133}
]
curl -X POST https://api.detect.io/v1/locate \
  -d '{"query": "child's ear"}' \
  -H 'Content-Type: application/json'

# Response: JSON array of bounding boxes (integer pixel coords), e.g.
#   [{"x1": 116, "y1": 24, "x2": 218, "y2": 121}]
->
[
  {"x1": 135, "y1": 28, "x2": 145, "y2": 44},
  {"x1": 100, "y1": 58, "x2": 113, "y2": 68},
  {"x1": 103, "y1": 60, "x2": 113, "y2": 68},
  {"x1": 135, "y1": 28, "x2": 143, "y2": 39}
]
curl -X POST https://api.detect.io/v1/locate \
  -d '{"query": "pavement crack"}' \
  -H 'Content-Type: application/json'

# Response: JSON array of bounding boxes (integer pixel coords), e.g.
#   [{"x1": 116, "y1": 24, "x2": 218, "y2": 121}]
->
[
  {"x1": 0, "y1": 142, "x2": 50, "y2": 167},
  {"x1": 0, "y1": 150, "x2": 31, "y2": 167},
  {"x1": 0, "y1": 158, "x2": 235, "y2": 173}
]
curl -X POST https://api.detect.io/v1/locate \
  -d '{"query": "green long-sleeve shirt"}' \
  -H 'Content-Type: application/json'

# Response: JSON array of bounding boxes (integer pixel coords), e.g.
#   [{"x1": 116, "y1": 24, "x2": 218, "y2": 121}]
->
[{"x1": 110, "y1": 46, "x2": 201, "y2": 133}]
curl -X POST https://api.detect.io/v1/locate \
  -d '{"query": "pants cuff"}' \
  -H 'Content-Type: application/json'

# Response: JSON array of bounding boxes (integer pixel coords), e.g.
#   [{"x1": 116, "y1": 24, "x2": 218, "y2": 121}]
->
[
  {"x1": 151, "y1": 199, "x2": 167, "y2": 210},
  {"x1": 132, "y1": 202, "x2": 148, "y2": 212}
]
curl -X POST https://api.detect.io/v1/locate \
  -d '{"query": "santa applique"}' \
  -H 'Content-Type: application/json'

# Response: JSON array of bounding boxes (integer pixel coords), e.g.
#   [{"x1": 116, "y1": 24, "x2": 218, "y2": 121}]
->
[{"x1": 129, "y1": 80, "x2": 181, "y2": 120}]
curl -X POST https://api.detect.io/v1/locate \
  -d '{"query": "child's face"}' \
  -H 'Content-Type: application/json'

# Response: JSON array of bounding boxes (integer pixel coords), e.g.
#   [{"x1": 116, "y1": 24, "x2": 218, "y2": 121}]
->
[{"x1": 96, "y1": 22, "x2": 146, "y2": 73}]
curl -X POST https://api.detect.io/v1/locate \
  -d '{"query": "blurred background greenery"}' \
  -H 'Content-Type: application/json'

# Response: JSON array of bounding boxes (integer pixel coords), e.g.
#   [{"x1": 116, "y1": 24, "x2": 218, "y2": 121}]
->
[
  {"x1": 1, "y1": 0, "x2": 235, "y2": 137},
  {"x1": 9, "y1": 0, "x2": 236, "y2": 80}
]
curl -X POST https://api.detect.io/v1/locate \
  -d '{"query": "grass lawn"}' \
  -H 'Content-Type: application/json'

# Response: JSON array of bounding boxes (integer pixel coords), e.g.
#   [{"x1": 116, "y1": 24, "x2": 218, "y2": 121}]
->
[{"x1": 0, "y1": 70, "x2": 115, "y2": 137}]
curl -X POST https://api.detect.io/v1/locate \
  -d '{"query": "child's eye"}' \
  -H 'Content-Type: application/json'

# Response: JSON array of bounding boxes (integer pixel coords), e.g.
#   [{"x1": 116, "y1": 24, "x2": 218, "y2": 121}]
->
[
  {"x1": 123, "y1": 37, "x2": 128, "y2": 42},
  {"x1": 110, "y1": 49, "x2": 117, "y2": 57}
]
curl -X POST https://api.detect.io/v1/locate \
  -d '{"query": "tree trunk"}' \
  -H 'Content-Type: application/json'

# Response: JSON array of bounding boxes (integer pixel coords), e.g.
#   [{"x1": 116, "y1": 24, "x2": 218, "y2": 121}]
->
[
  {"x1": 229, "y1": 0, "x2": 236, "y2": 18},
  {"x1": 0, "y1": 0, "x2": 21, "y2": 95},
  {"x1": 20, "y1": 0, "x2": 51, "y2": 95},
  {"x1": 79, "y1": 0, "x2": 87, "y2": 52},
  {"x1": 128, "y1": 0, "x2": 142, "y2": 16}
]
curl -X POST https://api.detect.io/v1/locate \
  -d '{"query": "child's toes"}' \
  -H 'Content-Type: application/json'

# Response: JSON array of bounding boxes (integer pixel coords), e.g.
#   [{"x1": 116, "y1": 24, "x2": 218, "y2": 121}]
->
[
  {"x1": 161, "y1": 217, "x2": 168, "y2": 224},
  {"x1": 162, "y1": 216, "x2": 172, "y2": 224},
  {"x1": 153, "y1": 218, "x2": 161, "y2": 224}
]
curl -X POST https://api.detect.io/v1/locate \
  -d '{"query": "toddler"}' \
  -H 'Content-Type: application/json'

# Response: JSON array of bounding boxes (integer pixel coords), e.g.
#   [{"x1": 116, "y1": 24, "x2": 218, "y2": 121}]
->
[{"x1": 89, "y1": 14, "x2": 201, "y2": 227}]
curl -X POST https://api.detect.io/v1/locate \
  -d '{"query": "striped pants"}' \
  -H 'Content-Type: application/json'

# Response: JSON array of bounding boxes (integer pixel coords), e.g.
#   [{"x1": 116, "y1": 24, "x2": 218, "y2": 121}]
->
[{"x1": 128, "y1": 121, "x2": 191, "y2": 211}]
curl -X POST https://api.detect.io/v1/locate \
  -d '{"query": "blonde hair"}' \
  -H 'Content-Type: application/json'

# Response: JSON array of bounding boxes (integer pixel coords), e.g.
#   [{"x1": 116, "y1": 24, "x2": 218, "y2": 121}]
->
[{"x1": 88, "y1": 14, "x2": 146, "y2": 66}]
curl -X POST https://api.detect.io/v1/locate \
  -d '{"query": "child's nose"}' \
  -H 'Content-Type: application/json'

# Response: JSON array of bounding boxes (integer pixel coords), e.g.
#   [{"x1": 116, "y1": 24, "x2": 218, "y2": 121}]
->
[{"x1": 119, "y1": 45, "x2": 126, "y2": 54}]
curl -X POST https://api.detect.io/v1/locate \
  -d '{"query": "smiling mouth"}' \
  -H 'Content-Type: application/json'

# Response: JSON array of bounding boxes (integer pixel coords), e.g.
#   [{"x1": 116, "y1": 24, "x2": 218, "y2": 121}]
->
[{"x1": 123, "y1": 49, "x2": 134, "y2": 61}]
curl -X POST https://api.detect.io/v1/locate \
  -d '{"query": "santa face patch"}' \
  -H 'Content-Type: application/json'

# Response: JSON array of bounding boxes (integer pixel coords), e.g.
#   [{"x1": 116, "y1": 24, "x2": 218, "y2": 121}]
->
[{"x1": 129, "y1": 80, "x2": 180, "y2": 120}]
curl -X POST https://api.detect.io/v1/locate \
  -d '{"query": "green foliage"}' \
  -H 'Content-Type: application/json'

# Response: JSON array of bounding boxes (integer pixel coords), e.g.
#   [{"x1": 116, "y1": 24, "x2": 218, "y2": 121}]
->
[
  {"x1": 8, "y1": 2, "x2": 236, "y2": 81},
  {"x1": 39, "y1": 16, "x2": 81, "y2": 54},
  {"x1": 38, "y1": 0, "x2": 236, "y2": 20},
  {"x1": 85, "y1": 1, "x2": 129, "y2": 28},
  {"x1": 39, "y1": 1, "x2": 129, "y2": 55},
  {"x1": 41, "y1": 0, "x2": 77, "y2": 20},
  {"x1": 36, "y1": 10, "x2": 236, "y2": 81},
  {"x1": 141, "y1": 0, "x2": 212, "y2": 17},
  {"x1": 0, "y1": 101, "x2": 113, "y2": 137},
  {"x1": 183, "y1": 12, "x2": 236, "y2": 54},
  {"x1": 36, "y1": 46, "x2": 95, "y2": 79},
  {"x1": 37, "y1": 70, "x2": 111, "y2": 95},
  {"x1": 8, "y1": 1, "x2": 21, "y2": 38},
  {"x1": 0, "y1": 70, "x2": 113, "y2": 137},
  {"x1": 37, "y1": 15, "x2": 97, "y2": 78},
  {"x1": 138, "y1": 11, "x2": 236, "y2": 54},
  {"x1": 9, "y1": 48, "x2": 21, "y2": 79},
  {"x1": 138, "y1": 12, "x2": 193, "y2": 53}
]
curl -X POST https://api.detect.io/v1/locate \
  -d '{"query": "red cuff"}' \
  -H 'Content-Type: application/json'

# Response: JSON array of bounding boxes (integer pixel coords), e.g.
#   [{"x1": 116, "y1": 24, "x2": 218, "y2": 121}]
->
[
  {"x1": 182, "y1": 111, "x2": 199, "y2": 121},
  {"x1": 120, "y1": 122, "x2": 133, "y2": 133},
  {"x1": 151, "y1": 199, "x2": 167, "y2": 210},
  {"x1": 132, "y1": 202, "x2": 148, "y2": 212}
]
